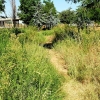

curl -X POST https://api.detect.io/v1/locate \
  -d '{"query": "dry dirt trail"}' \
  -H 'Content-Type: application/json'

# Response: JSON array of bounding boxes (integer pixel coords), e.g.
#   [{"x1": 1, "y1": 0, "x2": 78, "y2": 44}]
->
[
  {"x1": 46, "y1": 48, "x2": 69, "y2": 100},
  {"x1": 46, "y1": 48, "x2": 85, "y2": 100},
  {"x1": 43, "y1": 34, "x2": 68, "y2": 99},
  {"x1": 44, "y1": 36, "x2": 84, "y2": 100},
  {"x1": 47, "y1": 49, "x2": 68, "y2": 78}
]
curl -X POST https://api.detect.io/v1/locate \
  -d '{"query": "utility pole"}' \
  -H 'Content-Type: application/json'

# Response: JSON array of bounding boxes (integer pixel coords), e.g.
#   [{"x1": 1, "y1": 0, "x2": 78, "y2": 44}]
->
[{"x1": 9, "y1": 0, "x2": 16, "y2": 27}]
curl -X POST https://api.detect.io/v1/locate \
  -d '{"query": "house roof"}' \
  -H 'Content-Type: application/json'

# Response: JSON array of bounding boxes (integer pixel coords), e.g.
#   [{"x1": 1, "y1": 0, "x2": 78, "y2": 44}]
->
[{"x1": 0, "y1": 18, "x2": 20, "y2": 21}]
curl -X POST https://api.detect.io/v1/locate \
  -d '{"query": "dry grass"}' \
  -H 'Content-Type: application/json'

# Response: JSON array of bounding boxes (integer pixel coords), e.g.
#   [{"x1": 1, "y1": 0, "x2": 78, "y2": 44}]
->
[
  {"x1": 53, "y1": 25, "x2": 100, "y2": 100},
  {"x1": 62, "y1": 79, "x2": 99, "y2": 100}
]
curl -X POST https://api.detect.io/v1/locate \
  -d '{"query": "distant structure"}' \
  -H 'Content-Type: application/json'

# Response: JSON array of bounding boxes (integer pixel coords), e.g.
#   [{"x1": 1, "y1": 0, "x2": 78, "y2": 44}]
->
[{"x1": 0, "y1": 17, "x2": 20, "y2": 28}]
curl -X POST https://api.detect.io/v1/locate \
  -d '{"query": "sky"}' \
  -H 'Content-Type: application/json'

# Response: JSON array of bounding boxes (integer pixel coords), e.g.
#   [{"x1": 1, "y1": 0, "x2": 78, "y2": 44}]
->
[
  {"x1": 52, "y1": 0, "x2": 80, "y2": 12},
  {"x1": 1, "y1": 0, "x2": 80, "y2": 17}
]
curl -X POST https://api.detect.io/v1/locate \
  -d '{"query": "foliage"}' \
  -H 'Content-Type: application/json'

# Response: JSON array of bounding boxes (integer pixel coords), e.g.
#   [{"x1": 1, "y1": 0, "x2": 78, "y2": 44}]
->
[
  {"x1": 59, "y1": 8, "x2": 75, "y2": 24},
  {"x1": 80, "y1": 0, "x2": 100, "y2": 23},
  {"x1": 81, "y1": 0, "x2": 100, "y2": 8},
  {"x1": 0, "y1": 27, "x2": 64, "y2": 100},
  {"x1": 75, "y1": 7, "x2": 91, "y2": 33},
  {"x1": 65, "y1": 0, "x2": 100, "y2": 24},
  {"x1": 42, "y1": 0, "x2": 57, "y2": 16},
  {"x1": 19, "y1": 0, "x2": 59, "y2": 29},
  {"x1": 12, "y1": 28, "x2": 23, "y2": 36},
  {"x1": 87, "y1": 6, "x2": 100, "y2": 23},
  {"x1": 0, "y1": 0, "x2": 5, "y2": 13},
  {"x1": 31, "y1": 1, "x2": 45, "y2": 29},
  {"x1": 18, "y1": 0, "x2": 40, "y2": 25},
  {"x1": 53, "y1": 24, "x2": 100, "y2": 100},
  {"x1": 0, "y1": 28, "x2": 10, "y2": 55},
  {"x1": 65, "y1": 0, "x2": 100, "y2": 6},
  {"x1": 31, "y1": 1, "x2": 58, "y2": 30},
  {"x1": 52, "y1": 24, "x2": 81, "y2": 43}
]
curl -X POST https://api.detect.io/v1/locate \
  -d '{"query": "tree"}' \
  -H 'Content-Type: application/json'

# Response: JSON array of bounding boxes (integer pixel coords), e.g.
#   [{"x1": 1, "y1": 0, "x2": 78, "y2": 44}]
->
[
  {"x1": 19, "y1": 0, "x2": 58, "y2": 29},
  {"x1": 42, "y1": 0, "x2": 58, "y2": 29},
  {"x1": 42, "y1": 0, "x2": 57, "y2": 16},
  {"x1": 89, "y1": 7, "x2": 100, "y2": 23},
  {"x1": 65, "y1": 0, "x2": 100, "y2": 24},
  {"x1": 65, "y1": 0, "x2": 100, "y2": 9},
  {"x1": 32, "y1": 1, "x2": 44, "y2": 29},
  {"x1": 18, "y1": 0, "x2": 40, "y2": 25},
  {"x1": 32, "y1": 1, "x2": 58, "y2": 30},
  {"x1": 59, "y1": 8, "x2": 75, "y2": 24},
  {"x1": 0, "y1": 0, "x2": 5, "y2": 13},
  {"x1": 75, "y1": 7, "x2": 89, "y2": 32},
  {"x1": 81, "y1": 1, "x2": 100, "y2": 23}
]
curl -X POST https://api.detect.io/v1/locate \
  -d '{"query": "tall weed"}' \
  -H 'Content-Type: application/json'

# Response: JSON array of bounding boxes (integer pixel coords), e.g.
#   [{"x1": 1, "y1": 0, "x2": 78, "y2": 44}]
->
[
  {"x1": 54, "y1": 25, "x2": 100, "y2": 99},
  {"x1": 0, "y1": 29, "x2": 10, "y2": 55},
  {"x1": 0, "y1": 28, "x2": 64, "y2": 100}
]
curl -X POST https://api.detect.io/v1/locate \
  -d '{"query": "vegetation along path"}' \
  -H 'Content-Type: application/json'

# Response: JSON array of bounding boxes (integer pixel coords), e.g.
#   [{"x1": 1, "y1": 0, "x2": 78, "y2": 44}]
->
[
  {"x1": 45, "y1": 47, "x2": 89, "y2": 100},
  {"x1": 48, "y1": 49, "x2": 70, "y2": 100},
  {"x1": 43, "y1": 41, "x2": 68, "y2": 99},
  {"x1": 43, "y1": 38, "x2": 90, "y2": 100}
]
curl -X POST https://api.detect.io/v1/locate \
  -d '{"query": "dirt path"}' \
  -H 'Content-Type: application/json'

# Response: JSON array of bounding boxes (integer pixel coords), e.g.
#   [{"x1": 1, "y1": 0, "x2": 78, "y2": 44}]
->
[
  {"x1": 47, "y1": 49, "x2": 69, "y2": 99},
  {"x1": 47, "y1": 49, "x2": 85, "y2": 100},
  {"x1": 48, "y1": 49, "x2": 67, "y2": 78},
  {"x1": 44, "y1": 36, "x2": 83, "y2": 100},
  {"x1": 44, "y1": 35, "x2": 68, "y2": 77}
]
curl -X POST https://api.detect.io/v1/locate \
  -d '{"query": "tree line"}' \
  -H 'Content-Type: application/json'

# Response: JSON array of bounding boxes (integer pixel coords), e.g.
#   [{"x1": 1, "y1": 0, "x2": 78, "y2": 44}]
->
[{"x1": 0, "y1": 0, "x2": 100, "y2": 29}]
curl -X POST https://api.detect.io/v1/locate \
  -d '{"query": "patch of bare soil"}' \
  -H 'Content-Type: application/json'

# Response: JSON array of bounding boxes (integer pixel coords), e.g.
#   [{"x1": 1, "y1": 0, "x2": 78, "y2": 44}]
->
[
  {"x1": 95, "y1": 26, "x2": 100, "y2": 30},
  {"x1": 47, "y1": 49, "x2": 70, "y2": 100},
  {"x1": 90, "y1": 26, "x2": 100, "y2": 31},
  {"x1": 48, "y1": 49, "x2": 67, "y2": 78}
]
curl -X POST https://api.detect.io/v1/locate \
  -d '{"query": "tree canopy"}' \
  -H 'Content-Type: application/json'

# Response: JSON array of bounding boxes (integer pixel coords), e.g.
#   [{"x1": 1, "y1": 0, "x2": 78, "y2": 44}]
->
[
  {"x1": 65, "y1": 0, "x2": 100, "y2": 23},
  {"x1": 18, "y1": 0, "x2": 58, "y2": 29},
  {"x1": 65, "y1": 0, "x2": 100, "y2": 8},
  {"x1": 0, "y1": 0, "x2": 5, "y2": 13},
  {"x1": 88, "y1": 7, "x2": 100, "y2": 23},
  {"x1": 18, "y1": 0, "x2": 40, "y2": 25},
  {"x1": 59, "y1": 8, "x2": 75, "y2": 24},
  {"x1": 42, "y1": 0, "x2": 56, "y2": 16}
]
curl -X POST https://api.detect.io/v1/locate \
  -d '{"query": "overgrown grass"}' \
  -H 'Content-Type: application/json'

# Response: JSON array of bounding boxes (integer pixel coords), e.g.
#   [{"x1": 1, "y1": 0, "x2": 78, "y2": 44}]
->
[
  {"x1": 0, "y1": 27, "x2": 64, "y2": 100},
  {"x1": 53, "y1": 25, "x2": 100, "y2": 100},
  {"x1": 0, "y1": 28, "x2": 10, "y2": 55},
  {"x1": 0, "y1": 25, "x2": 100, "y2": 100}
]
